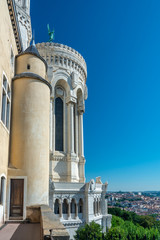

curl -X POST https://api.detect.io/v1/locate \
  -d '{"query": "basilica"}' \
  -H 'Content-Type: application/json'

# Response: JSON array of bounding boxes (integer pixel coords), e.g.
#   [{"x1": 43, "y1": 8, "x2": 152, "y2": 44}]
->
[{"x1": 0, "y1": 0, "x2": 111, "y2": 239}]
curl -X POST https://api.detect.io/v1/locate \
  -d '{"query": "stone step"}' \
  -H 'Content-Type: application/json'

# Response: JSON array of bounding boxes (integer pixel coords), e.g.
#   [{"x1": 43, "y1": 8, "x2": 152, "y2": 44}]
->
[{"x1": 5, "y1": 219, "x2": 30, "y2": 224}]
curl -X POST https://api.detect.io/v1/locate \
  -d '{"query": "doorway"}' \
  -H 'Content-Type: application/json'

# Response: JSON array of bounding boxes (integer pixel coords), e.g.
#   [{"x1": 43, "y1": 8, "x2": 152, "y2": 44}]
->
[{"x1": 10, "y1": 179, "x2": 24, "y2": 218}]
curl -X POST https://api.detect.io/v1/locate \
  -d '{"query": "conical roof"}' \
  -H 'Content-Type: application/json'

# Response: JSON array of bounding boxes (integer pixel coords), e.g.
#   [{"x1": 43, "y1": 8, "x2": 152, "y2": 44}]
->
[
  {"x1": 17, "y1": 41, "x2": 48, "y2": 71},
  {"x1": 24, "y1": 43, "x2": 40, "y2": 56}
]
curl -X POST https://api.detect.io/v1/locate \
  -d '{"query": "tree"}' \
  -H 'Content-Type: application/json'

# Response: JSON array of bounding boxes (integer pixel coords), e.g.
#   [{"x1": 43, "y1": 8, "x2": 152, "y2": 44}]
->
[
  {"x1": 74, "y1": 221, "x2": 103, "y2": 240},
  {"x1": 106, "y1": 227, "x2": 126, "y2": 240},
  {"x1": 111, "y1": 215, "x2": 124, "y2": 227}
]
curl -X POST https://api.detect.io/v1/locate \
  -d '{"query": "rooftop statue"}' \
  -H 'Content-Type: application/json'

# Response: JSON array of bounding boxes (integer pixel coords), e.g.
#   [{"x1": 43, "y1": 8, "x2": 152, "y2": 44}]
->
[{"x1": 47, "y1": 24, "x2": 54, "y2": 42}]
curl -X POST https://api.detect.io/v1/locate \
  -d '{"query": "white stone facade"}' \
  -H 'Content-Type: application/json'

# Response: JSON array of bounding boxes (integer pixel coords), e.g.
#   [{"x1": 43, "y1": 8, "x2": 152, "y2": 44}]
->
[
  {"x1": 15, "y1": 0, "x2": 32, "y2": 50},
  {"x1": 37, "y1": 42, "x2": 87, "y2": 184},
  {"x1": 37, "y1": 42, "x2": 112, "y2": 239}
]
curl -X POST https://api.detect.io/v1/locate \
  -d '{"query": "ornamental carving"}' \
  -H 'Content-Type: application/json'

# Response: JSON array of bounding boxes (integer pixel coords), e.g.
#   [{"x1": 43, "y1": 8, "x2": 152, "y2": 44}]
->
[
  {"x1": 84, "y1": 84, "x2": 88, "y2": 100},
  {"x1": 71, "y1": 72, "x2": 78, "y2": 89}
]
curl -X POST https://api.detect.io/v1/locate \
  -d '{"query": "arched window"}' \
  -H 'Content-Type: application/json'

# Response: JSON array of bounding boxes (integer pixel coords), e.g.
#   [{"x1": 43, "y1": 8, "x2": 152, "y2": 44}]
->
[
  {"x1": 55, "y1": 97, "x2": 63, "y2": 151},
  {"x1": 78, "y1": 198, "x2": 83, "y2": 213},
  {"x1": 54, "y1": 199, "x2": 59, "y2": 214},
  {"x1": 63, "y1": 199, "x2": 68, "y2": 214},
  {"x1": 71, "y1": 199, "x2": 76, "y2": 214}
]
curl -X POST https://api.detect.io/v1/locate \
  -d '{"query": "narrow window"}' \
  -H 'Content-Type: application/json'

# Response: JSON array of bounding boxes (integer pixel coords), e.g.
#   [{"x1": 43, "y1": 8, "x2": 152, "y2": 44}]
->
[
  {"x1": 1, "y1": 90, "x2": 6, "y2": 124},
  {"x1": 71, "y1": 199, "x2": 76, "y2": 214},
  {"x1": 6, "y1": 99, "x2": 10, "y2": 129},
  {"x1": 54, "y1": 199, "x2": 59, "y2": 214},
  {"x1": 55, "y1": 97, "x2": 63, "y2": 151},
  {"x1": 0, "y1": 177, "x2": 5, "y2": 205},
  {"x1": 1, "y1": 75, "x2": 11, "y2": 129},
  {"x1": 78, "y1": 198, "x2": 83, "y2": 213},
  {"x1": 60, "y1": 57, "x2": 62, "y2": 65},
  {"x1": 63, "y1": 199, "x2": 68, "y2": 214},
  {"x1": 27, "y1": 64, "x2": 30, "y2": 70},
  {"x1": 55, "y1": 56, "x2": 58, "y2": 64}
]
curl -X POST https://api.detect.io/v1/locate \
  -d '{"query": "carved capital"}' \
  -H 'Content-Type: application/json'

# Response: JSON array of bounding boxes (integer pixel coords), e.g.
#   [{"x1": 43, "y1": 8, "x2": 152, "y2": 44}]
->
[{"x1": 66, "y1": 96, "x2": 77, "y2": 104}]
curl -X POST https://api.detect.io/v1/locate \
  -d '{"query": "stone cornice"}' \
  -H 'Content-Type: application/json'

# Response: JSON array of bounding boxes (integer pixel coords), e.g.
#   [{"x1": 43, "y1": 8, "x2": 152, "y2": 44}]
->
[
  {"x1": 36, "y1": 42, "x2": 87, "y2": 82},
  {"x1": 7, "y1": 0, "x2": 23, "y2": 53},
  {"x1": 37, "y1": 42, "x2": 87, "y2": 69},
  {"x1": 13, "y1": 72, "x2": 52, "y2": 92}
]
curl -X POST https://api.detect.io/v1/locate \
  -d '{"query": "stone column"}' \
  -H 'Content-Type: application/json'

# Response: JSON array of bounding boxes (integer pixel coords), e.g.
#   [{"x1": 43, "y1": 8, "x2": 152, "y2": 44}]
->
[
  {"x1": 99, "y1": 200, "x2": 101, "y2": 214},
  {"x1": 52, "y1": 97, "x2": 55, "y2": 153},
  {"x1": 67, "y1": 102, "x2": 75, "y2": 154},
  {"x1": 95, "y1": 201, "x2": 97, "y2": 215},
  {"x1": 59, "y1": 201, "x2": 62, "y2": 218},
  {"x1": 75, "y1": 105, "x2": 79, "y2": 155},
  {"x1": 78, "y1": 112, "x2": 84, "y2": 157},
  {"x1": 97, "y1": 200, "x2": 99, "y2": 215},
  {"x1": 50, "y1": 98, "x2": 53, "y2": 152},
  {"x1": 75, "y1": 202, "x2": 78, "y2": 219},
  {"x1": 68, "y1": 201, "x2": 71, "y2": 220},
  {"x1": 78, "y1": 108, "x2": 85, "y2": 183},
  {"x1": 66, "y1": 97, "x2": 78, "y2": 182}
]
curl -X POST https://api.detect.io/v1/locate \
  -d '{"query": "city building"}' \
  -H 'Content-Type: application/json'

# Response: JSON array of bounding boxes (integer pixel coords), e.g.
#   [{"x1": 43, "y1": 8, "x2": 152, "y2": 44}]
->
[{"x1": 0, "y1": 0, "x2": 111, "y2": 238}]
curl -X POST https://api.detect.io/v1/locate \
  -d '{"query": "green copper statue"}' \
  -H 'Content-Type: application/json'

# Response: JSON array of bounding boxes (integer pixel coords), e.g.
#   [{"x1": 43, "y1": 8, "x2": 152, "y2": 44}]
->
[{"x1": 47, "y1": 24, "x2": 54, "y2": 42}]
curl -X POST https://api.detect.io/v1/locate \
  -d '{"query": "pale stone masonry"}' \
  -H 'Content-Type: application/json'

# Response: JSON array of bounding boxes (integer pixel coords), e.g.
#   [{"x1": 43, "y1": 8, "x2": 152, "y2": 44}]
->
[
  {"x1": 37, "y1": 42, "x2": 112, "y2": 239},
  {"x1": 0, "y1": 0, "x2": 111, "y2": 239}
]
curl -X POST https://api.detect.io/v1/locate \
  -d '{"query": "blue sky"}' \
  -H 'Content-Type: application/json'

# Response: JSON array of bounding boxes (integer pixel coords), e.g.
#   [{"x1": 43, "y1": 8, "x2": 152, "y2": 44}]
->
[{"x1": 31, "y1": 0, "x2": 160, "y2": 191}]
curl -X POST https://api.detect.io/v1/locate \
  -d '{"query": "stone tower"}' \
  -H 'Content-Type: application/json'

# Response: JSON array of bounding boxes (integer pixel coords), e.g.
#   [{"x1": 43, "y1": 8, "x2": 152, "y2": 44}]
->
[
  {"x1": 9, "y1": 43, "x2": 51, "y2": 211},
  {"x1": 15, "y1": 0, "x2": 32, "y2": 50},
  {"x1": 37, "y1": 42, "x2": 88, "y2": 184},
  {"x1": 36, "y1": 42, "x2": 111, "y2": 239}
]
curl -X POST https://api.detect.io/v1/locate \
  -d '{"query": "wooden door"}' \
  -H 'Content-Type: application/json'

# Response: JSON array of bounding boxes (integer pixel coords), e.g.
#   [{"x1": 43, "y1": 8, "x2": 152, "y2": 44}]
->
[{"x1": 10, "y1": 179, "x2": 24, "y2": 218}]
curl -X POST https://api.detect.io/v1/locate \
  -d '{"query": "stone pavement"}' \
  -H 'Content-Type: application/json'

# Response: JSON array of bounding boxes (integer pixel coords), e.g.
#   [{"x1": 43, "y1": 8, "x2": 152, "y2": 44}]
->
[{"x1": 0, "y1": 223, "x2": 40, "y2": 240}]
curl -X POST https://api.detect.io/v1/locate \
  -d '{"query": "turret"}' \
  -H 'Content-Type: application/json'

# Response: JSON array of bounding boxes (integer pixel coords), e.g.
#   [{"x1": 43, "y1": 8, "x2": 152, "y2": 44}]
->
[{"x1": 9, "y1": 43, "x2": 51, "y2": 206}]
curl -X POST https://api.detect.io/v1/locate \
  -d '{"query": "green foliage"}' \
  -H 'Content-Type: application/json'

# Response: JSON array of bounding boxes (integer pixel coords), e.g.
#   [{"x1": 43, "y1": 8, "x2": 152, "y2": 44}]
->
[
  {"x1": 108, "y1": 207, "x2": 160, "y2": 229},
  {"x1": 106, "y1": 227, "x2": 126, "y2": 240},
  {"x1": 107, "y1": 208, "x2": 160, "y2": 240},
  {"x1": 74, "y1": 221, "x2": 103, "y2": 240},
  {"x1": 111, "y1": 215, "x2": 125, "y2": 227},
  {"x1": 74, "y1": 210, "x2": 160, "y2": 240}
]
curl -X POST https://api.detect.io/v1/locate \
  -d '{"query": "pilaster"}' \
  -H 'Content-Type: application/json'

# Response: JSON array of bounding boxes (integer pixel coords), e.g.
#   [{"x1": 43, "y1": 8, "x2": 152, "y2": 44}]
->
[{"x1": 66, "y1": 96, "x2": 79, "y2": 182}]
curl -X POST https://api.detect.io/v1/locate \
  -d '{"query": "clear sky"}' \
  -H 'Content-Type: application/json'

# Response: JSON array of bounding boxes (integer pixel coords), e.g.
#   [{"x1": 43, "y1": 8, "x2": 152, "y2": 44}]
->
[{"x1": 31, "y1": 0, "x2": 160, "y2": 191}]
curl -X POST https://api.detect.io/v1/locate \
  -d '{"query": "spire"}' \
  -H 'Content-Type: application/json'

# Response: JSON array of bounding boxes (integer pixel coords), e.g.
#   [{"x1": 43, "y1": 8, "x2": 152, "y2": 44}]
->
[
  {"x1": 24, "y1": 43, "x2": 40, "y2": 56},
  {"x1": 32, "y1": 30, "x2": 36, "y2": 46},
  {"x1": 24, "y1": 30, "x2": 39, "y2": 55}
]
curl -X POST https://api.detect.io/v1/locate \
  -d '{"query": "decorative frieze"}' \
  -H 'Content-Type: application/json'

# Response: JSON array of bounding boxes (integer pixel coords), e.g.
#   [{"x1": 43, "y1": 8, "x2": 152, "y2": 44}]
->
[
  {"x1": 36, "y1": 42, "x2": 87, "y2": 83},
  {"x1": 7, "y1": 0, "x2": 23, "y2": 53}
]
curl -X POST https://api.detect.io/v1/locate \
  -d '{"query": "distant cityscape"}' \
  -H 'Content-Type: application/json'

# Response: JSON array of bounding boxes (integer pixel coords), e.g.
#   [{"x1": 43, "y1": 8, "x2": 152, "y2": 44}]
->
[{"x1": 107, "y1": 191, "x2": 160, "y2": 220}]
